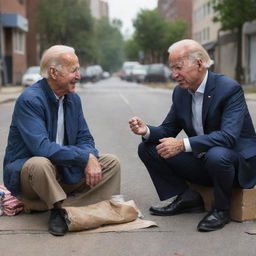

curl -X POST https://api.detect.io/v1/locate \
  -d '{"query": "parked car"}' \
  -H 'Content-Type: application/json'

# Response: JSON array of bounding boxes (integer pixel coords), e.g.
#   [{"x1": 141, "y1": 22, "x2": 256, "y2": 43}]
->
[
  {"x1": 130, "y1": 64, "x2": 148, "y2": 83},
  {"x1": 80, "y1": 65, "x2": 103, "y2": 83},
  {"x1": 21, "y1": 66, "x2": 42, "y2": 87},
  {"x1": 144, "y1": 64, "x2": 172, "y2": 83},
  {"x1": 102, "y1": 71, "x2": 110, "y2": 79},
  {"x1": 120, "y1": 61, "x2": 140, "y2": 81}
]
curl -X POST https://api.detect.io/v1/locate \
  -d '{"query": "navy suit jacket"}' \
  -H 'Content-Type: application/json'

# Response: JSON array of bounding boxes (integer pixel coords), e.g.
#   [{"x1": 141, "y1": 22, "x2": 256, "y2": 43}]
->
[{"x1": 146, "y1": 71, "x2": 256, "y2": 188}]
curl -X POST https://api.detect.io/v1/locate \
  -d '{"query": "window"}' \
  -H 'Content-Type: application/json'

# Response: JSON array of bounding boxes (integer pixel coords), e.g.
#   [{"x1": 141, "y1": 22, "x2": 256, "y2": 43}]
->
[{"x1": 13, "y1": 29, "x2": 25, "y2": 54}]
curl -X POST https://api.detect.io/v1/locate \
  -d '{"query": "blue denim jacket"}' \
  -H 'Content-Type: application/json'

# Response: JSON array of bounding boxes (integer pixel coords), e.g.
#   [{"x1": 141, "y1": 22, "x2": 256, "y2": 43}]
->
[{"x1": 3, "y1": 78, "x2": 98, "y2": 195}]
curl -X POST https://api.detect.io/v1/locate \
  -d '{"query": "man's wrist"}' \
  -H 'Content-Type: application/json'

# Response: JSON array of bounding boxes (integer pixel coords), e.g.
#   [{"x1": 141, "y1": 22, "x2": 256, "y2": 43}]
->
[{"x1": 178, "y1": 139, "x2": 185, "y2": 152}]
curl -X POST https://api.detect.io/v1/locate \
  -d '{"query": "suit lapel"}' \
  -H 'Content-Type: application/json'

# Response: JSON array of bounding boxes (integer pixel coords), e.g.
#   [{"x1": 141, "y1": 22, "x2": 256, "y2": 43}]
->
[
  {"x1": 202, "y1": 71, "x2": 216, "y2": 126},
  {"x1": 183, "y1": 91, "x2": 196, "y2": 135}
]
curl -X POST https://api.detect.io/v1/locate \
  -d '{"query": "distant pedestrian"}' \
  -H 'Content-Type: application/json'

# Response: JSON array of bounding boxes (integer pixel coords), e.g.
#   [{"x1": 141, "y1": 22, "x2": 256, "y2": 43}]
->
[
  {"x1": 129, "y1": 39, "x2": 256, "y2": 232},
  {"x1": 3, "y1": 45, "x2": 121, "y2": 236}
]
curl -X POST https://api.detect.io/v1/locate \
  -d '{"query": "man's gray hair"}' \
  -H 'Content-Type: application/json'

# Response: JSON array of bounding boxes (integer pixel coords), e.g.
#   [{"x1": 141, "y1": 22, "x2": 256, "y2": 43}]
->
[
  {"x1": 40, "y1": 45, "x2": 75, "y2": 78},
  {"x1": 168, "y1": 39, "x2": 214, "y2": 68}
]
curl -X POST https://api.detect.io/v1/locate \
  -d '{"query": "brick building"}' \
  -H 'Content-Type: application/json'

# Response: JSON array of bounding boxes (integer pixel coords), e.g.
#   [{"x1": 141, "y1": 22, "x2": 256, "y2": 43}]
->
[
  {"x1": 157, "y1": 0, "x2": 192, "y2": 38},
  {"x1": 26, "y1": 0, "x2": 40, "y2": 67}
]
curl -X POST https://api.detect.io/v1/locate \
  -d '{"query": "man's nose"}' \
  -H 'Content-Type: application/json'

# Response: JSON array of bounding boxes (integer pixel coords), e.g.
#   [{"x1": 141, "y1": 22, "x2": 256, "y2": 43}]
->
[
  {"x1": 172, "y1": 71, "x2": 179, "y2": 80},
  {"x1": 76, "y1": 70, "x2": 81, "y2": 80}
]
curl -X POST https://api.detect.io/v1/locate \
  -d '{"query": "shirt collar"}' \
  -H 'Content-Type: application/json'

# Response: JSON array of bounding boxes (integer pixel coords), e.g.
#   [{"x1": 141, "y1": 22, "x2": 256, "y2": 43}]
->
[{"x1": 53, "y1": 92, "x2": 64, "y2": 101}]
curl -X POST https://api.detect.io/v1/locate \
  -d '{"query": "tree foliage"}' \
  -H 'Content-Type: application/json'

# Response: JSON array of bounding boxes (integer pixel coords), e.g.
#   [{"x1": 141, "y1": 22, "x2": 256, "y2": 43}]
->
[
  {"x1": 37, "y1": 0, "x2": 95, "y2": 64},
  {"x1": 94, "y1": 18, "x2": 124, "y2": 72},
  {"x1": 211, "y1": 0, "x2": 256, "y2": 82},
  {"x1": 131, "y1": 9, "x2": 188, "y2": 64},
  {"x1": 212, "y1": 0, "x2": 256, "y2": 29},
  {"x1": 124, "y1": 37, "x2": 140, "y2": 61},
  {"x1": 37, "y1": 0, "x2": 125, "y2": 71}
]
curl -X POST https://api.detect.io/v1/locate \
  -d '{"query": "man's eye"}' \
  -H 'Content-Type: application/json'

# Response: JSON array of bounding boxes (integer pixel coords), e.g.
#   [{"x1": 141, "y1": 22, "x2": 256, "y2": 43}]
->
[
  {"x1": 71, "y1": 68, "x2": 80, "y2": 73},
  {"x1": 171, "y1": 66, "x2": 182, "y2": 71}
]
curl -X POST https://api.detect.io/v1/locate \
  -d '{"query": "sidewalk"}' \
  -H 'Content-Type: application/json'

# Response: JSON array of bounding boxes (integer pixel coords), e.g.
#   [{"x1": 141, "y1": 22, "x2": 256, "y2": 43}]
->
[
  {"x1": 0, "y1": 86, "x2": 24, "y2": 104},
  {"x1": 1, "y1": 84, "x2": 256, "y2": 104}
]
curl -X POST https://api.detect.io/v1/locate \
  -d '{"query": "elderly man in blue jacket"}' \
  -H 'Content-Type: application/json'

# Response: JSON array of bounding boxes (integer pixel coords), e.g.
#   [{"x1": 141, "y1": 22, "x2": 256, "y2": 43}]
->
[
  {"x1": 3, "y1": 45, "x2": 120, "y2": 236},
  {"x1": 129, "y1": 39, "x2": 256, "y2": 232}
]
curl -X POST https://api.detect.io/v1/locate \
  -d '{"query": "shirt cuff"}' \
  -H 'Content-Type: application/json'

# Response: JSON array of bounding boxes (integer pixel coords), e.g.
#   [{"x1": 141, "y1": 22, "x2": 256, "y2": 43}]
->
[
  {"x1": 183, "y1": 138, "x2": 192, "y2": 152},
  {"x1": 142, "y1": 126, "x2": 150, "y2": 140}
]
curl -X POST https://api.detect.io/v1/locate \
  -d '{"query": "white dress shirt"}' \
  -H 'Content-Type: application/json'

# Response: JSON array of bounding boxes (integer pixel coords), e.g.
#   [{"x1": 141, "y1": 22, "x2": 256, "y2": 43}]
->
[
  {"x1": 55, "y1": 95, "x2": 64, "y2": 145},
  {"x1": 183, "y1": 71, "x2": 208, "y2": 151}
]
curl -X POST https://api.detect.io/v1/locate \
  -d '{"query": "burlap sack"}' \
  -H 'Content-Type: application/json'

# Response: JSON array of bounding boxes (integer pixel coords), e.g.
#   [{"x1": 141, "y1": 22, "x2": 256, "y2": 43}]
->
[{"x1": 63, "y1": 200, "x2": 138, "y2": 231}]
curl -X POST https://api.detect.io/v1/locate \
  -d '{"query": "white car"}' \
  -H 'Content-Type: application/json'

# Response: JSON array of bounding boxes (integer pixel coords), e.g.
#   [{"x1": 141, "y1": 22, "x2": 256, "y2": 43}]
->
[
  {"x1": 120, "y1": 61, "x2": 140, "y2": 81},
  {"x1": 22, "y1": 66, "x2": 42, "y2": 87},
  {"x1": 130, "y1": 64, "x2": 148, "y2": 83}
]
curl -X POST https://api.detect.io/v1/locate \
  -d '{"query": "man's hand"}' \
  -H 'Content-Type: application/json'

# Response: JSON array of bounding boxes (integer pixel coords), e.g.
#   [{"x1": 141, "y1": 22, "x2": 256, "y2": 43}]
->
[
  {"x1": 156, "y1": 137, "x2": 185, "y2": 158},
  {"x1": 129, "y1": 116, "x2": 147, "y2": 136},
  {"x1": 84, "y1": 154, "x2": 102, "y2": 188}
]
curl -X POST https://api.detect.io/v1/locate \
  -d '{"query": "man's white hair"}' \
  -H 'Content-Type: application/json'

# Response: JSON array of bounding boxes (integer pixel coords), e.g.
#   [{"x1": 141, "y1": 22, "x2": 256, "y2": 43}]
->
[
  {"x1": 168, "y1": 39, "x2": 214, "y2": 68},
  {"x1": 40, "y1": 45, "x2": 75, "y2": 78}
]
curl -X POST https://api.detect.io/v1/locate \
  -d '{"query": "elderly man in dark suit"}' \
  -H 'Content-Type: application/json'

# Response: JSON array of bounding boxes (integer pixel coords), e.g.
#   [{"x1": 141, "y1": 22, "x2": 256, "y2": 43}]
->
[{"x1": 129, "y1": 39, "x2": 256, "y2": 232}]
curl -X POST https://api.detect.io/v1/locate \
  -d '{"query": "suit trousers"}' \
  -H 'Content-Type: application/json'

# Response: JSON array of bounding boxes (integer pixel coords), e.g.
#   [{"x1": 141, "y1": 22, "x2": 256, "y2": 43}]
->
[
  {"x1": 19, "y1": 154, "x2": 121, "y2": 212},
  {"x1": 138, "y1": 142, "x2": 246, "y2": 210}
]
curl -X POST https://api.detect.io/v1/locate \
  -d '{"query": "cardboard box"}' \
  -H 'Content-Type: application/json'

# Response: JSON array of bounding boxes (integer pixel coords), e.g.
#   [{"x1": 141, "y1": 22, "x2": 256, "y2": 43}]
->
[{"x1": 188, "y1": 183, "x2": 256, "y2": 222}]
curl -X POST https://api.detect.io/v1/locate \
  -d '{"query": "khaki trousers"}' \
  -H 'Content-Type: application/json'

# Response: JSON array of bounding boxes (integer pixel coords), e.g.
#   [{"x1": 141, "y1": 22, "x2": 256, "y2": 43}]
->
[{"x1": 19, "y1": 154, "x2": 121, "y2": 212}]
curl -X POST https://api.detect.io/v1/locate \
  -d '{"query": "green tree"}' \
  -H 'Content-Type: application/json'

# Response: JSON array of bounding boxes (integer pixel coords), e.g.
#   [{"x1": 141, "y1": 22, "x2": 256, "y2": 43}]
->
[
  {"x1": 212, "y1": 0, "x2": 256, "y2": 82},
  {"x1": 37, "y1": 0, "x2": 95, "y2": 64},
  {"x1": 132, "y1": 9, "x2": 188, "y2": 64},
  {"x1": 133, "y1": 9, "x2": 166, "y2": 63},
  {"x1": 124, "y1": 37, "x2": 140, "y2": 61},
  {"x1": 94, "y1": 18, "x2": 124, "y2": 72}
]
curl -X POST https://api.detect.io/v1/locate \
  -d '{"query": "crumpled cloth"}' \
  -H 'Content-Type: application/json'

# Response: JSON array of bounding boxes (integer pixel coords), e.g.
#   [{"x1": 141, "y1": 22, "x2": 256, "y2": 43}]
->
[
  {"x1": 64, "y1": 200, "x2": 138, "y2": 232},
  {"x1": 0, "y1": 185, "x2": 24, "y2": 216}
]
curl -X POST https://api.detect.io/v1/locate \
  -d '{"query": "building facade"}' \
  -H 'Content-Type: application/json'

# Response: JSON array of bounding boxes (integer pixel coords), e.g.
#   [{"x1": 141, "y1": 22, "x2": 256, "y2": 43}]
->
[
  {"x1": 89, "y1": 0, "x2": 108, "y2": 20},
  {"x1": 26, "y1": 0, "x2": 40, "y2": 67},
  {"x1": 158, "y1": 0, "x2": 192, "y2": 37},
  {"x1": 192, "y1": 0, "x2": 256, "y2": 84},
  {"x1": 0, "y1": 0, "x2": 28, "y2": 85}
]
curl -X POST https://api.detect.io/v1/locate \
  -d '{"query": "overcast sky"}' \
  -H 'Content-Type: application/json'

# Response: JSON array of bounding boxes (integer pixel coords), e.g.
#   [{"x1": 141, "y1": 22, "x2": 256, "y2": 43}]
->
[{"x1": 106, "y1": 0, "x2": 158, "y2": 37}]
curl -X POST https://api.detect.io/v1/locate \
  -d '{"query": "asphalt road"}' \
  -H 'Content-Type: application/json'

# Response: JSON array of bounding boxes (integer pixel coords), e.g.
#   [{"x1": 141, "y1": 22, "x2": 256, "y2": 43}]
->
[{"x1": 0, "y1": 77, "x2": 256, "y2": 256}]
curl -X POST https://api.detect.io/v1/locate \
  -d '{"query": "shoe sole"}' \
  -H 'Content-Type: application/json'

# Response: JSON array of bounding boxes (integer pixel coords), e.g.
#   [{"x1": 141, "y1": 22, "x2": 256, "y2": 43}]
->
[
  {"x1": 150, "y1": 206, "x2": 205, "y2": 216},
  {"x1": 48, "y1": 229, "x2": 66, "y2": 236}
]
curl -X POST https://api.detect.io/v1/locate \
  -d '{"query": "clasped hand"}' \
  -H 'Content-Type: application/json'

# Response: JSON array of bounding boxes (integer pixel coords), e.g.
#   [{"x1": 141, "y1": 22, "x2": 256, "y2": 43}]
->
[{"x1": 156, "y1": 137, "x2": 184, "y2": 158}]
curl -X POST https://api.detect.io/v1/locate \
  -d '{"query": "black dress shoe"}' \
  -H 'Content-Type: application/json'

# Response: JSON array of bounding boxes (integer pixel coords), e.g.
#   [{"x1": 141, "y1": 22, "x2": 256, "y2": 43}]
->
[
  {"x1": 48, "y1": 208, "x2": 68, "y2": 236},
  {"x1": 197, "y1": 209, "x2": 230, "y2": 232},
  {"x1": 149, "y1": 193, "x2": 204, "y2": 216}
]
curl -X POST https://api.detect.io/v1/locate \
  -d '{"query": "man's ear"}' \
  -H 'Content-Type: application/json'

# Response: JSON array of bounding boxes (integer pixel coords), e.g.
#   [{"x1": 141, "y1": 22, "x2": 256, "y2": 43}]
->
[
  {"x1": 49, "y1": 67, "x2": 58, "y2": 79},
  {"x1": 197, "y1": 59, "x2": 204, "y2": 71}
]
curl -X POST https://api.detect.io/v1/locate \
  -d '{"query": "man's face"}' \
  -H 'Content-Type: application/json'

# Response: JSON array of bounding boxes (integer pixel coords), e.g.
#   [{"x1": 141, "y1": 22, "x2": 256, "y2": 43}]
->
[
  {"x1": 54, "y1": 53, "x2": 80, "y2": 96},
  {"x1": 169, "y1": 50, "x2": 203, "y2": 92}
]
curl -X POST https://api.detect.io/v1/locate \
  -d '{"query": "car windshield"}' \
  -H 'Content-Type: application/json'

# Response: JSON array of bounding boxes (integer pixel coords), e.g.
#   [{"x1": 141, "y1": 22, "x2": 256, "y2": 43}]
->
[
  {"x1": 148, "y1": 64, "x2": 164, "y2": 73},
  {"x1": 26, "y1": 66, "x2": 40, "y2": 74}
]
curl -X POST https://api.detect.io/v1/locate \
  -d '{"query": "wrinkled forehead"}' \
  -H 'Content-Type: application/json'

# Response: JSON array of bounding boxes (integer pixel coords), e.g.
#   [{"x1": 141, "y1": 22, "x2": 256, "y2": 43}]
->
[
  {"x1": 59, "y1": 52, "x2": 79, "y2": 67},
  {"x1": 169, "y1": 54, "x2": 189, "y2": 68}
]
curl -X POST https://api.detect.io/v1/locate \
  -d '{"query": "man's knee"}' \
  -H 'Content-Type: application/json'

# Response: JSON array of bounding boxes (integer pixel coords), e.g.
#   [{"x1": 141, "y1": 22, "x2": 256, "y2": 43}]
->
[
  {"x1": 22, "y1": 156, "x2": 55, "y2": 178},
  {"x1": 205, "y1": 147, "x2": 237, "y2": 170},
  {"x1": 99, "y1": 154, "x2": 121, "y2": 174},
  {"x1": 138, "y1": 142, "x2": 157, "y2": 160}
]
